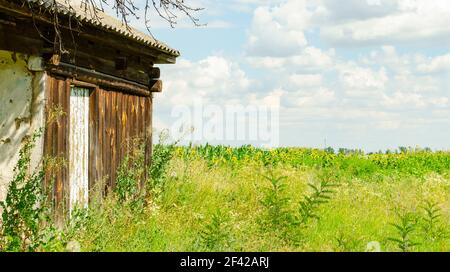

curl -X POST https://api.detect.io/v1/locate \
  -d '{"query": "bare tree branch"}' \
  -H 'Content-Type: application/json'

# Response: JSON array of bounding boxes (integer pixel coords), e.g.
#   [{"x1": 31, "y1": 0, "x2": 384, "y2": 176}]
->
[
  {"x1": 21, "y1": 0, "x2": 201, "y2": 57},
  {"x1": 77, "y1": 0, "x2": 204, "y2": 30}
]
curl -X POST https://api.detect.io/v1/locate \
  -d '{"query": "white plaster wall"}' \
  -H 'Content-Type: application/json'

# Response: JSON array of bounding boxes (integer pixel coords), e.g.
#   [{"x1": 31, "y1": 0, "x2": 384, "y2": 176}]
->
[{"x1": 0, "y1": 50, "x2": 46, "y2": 202}]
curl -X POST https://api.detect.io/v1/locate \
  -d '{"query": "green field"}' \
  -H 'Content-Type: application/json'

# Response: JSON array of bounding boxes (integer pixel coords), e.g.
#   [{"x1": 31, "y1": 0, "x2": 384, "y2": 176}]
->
[{"x1": 1, "y1": 139, "x2": 450, "y2": 252}]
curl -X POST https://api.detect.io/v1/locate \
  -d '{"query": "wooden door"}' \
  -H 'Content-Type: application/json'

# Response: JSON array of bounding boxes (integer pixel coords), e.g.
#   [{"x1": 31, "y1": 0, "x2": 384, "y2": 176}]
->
[{"x1": 69, "y1": 87, "x2": 90, "y2": 212}]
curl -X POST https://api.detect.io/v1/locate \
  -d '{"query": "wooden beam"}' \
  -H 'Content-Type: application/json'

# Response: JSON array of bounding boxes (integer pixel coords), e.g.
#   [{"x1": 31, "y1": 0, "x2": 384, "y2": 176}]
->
[
  {"x1": 149, "y1": 67, "x2": 160, "y2": 79},
  {"x1": 0, "y1": 20, "x2": 45, "y2": 55},
  {"x1": 149, "y1": 80, "x2": 163, "y2": 93},
  {"x1": 48, "y1": 62, "x2": 152, "y2": 97}
]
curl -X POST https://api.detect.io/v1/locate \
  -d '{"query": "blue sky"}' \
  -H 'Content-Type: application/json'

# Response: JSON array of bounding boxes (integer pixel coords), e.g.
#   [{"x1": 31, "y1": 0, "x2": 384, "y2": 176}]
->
[{"x1": 121, "y1": 0, "x2": 450, "y2": 151}]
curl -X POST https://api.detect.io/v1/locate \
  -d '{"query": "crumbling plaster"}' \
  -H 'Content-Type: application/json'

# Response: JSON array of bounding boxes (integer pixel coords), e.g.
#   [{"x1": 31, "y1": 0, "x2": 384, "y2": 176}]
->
[{"x1": 0, "y1": 50, "x2": 46, "y2": 202}]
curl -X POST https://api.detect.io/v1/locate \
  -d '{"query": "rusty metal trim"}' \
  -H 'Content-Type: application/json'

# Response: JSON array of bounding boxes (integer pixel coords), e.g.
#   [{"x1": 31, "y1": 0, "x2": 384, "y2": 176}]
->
[{"x1": 47, "y1": 62, "x2": 152, "y2": 97}]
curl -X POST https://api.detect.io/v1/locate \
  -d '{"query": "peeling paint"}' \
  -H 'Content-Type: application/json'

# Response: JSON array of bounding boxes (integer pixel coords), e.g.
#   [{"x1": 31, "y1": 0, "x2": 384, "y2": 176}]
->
[
  {"x1": 0, "y1": 50, "x2": 46, "y2": 202},
  {"x1": 0, "y1": 138, "x2": 11, "y2": 144},
  {"x1": 27, "y1": 56, "x2": 44, "y2": 72},
  {"x1": 69, "y1": 87, "x2": 90, "y2": 211}
]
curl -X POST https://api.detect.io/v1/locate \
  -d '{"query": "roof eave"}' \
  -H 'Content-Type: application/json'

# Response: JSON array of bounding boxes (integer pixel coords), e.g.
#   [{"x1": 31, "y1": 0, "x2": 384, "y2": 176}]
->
[{"x1": 19, "y1": 0, "x2": 180, "y2": 61}]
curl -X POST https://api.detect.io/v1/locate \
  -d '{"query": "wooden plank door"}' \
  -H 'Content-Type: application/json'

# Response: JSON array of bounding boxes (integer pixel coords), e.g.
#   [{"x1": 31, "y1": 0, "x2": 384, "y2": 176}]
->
[{"x1": 69, "y1": 87, "x2": 90, "y2": 212}]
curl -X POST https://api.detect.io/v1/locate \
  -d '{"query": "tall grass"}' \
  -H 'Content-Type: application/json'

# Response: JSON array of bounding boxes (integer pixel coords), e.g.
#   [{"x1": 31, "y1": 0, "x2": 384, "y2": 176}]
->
[
  {"x1": 1, "y1": 135, "x2": 449, "y2": 252},
  {"x1": 63, "y1": 144, "x2": 448, "y2": 252}
]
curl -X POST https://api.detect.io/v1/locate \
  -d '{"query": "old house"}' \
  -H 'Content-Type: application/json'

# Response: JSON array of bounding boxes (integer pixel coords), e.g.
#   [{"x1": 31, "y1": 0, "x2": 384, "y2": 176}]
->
[{"x1": 0, "y1": 0, "x2": 179, "y2": 213}]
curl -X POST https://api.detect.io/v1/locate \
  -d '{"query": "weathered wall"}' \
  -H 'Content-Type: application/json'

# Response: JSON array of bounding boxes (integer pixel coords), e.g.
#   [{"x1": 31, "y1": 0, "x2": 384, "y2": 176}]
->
[
  {"x1": 0, "y1": 50, "x2": 46, "y2": 202},
  {"x1": 44, "y1": 76, "x2": 152, "y2": 212},
  {"x1": 90, "y1": 87, "x2": 152, "y2": 191}
]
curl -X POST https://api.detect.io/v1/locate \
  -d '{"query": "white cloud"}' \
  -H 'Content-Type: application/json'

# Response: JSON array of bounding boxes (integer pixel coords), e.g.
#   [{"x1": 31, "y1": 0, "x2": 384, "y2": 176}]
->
[
  {"x1": 289, "y1": 47, "x2": 335, "y2": 71},
  {"x1": 320, "y1": 0, "x2": 398, "y2": 21},
  {"x1": 417, "y1": 53, "x2": 450, "y2": 73},
  {"x1": 242, "y1": 0, "x2": 450, "y2": 50},
  {"x1": 152, "y1": 0, "x2": 450, "y2": 149},
  {"x1": 281, "y1": 88, "x2": 336, "y2": 108},
  {"x1": 288, "y1": 74, "x2": 323, "y2": 88},
  {"x1": 381, "y1": 92, "x2": 449, "y2": 110},
  {"x1": 247, "y1": 47, "x2": 335, "y2": 71},
  {"x1": 338, "y1": 64, "x2": 388, "y2": 97},
  {"x1": 320, "y1": 0, "x2": 450, "y2": 46},
  {"x1": 246, "y1": 1, "x2": 309, "y2": 57},
  {"x1": 160, "y1": 56, "x2": 251, "y2": 108}
]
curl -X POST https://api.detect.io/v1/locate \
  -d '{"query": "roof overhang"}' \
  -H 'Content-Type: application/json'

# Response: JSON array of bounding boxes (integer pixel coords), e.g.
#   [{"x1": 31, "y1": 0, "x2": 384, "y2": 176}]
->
[{"x1": 1, "y1": 0, "x2": 180, "y2": 64}]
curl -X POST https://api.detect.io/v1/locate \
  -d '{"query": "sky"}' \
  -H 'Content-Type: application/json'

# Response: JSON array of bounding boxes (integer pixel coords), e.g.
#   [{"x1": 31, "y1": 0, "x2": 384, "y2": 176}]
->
[{"x1": 110, "y1": 0, "x2": 450, "y2": 151}]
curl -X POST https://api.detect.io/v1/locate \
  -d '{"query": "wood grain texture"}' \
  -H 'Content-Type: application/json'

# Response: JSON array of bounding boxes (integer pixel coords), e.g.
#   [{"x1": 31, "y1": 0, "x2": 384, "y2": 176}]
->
[
  {"x1": 44, "y1": 76, "x2": 70, "y2": 223},
  {"x1": 45, "y1": 76, "x2": 153, "y2": 217}
]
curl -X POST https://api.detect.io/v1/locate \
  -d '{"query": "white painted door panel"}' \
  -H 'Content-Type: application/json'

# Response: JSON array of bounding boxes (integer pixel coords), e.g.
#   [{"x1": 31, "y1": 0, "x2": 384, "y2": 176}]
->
[{"x1": 69, "y1": 87, "x2": 90, "y2": 212}]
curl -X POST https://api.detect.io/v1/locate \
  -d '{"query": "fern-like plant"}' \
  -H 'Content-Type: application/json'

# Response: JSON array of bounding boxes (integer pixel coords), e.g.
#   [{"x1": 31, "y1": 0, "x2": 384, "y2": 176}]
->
[
  {"x1": 298, "y1": 171, "x2": 338, "y2": 226},
  {"x1": 258, "y1": 169, "x2": 339, "y2": 245},
  {"x1": 388, "y1": 212, "x2": 420, "y2": 252},
  {"x1": 199, "y1": 209, "x2": 232, "y2": 251},
  {"x1": 420, "y1": 201, "x2": 447, "y2": 241},
  {"x1": 335, "y1": 232, "x2": 363, "y2": 252},
  {"x1": 421, "y1": 201, "x2": 440, "y2": 234},
  {"x1": 260, "y1": 173, "x2": 293, "y2": 228}
]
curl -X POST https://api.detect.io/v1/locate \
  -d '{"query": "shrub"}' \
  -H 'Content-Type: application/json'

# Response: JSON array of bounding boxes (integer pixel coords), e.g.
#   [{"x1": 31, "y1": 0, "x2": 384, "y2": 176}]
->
[
  {"x1": 115, "y1": 138, "x2": 146, "y2": 209},
  {"x1": 298, "y1": 170, "x2": 339, "y2": 226},
  {"x1": 388, "y1": 211, "x2": 420, "y2": 252},
  {"x1": 419, "y1": 201, "x2": 448, "y2": 242},
  {"x1": 0, "y1": 129, "x2": 55, "y2": 252},
  {"x1": 260, "y1": 173, "x2": 293, "y2": 229},
  {"x1": 148, "y1": 130, "x2": 177, "y2": 202},
  {"x1": 199, "y1": 209, "x2": 233, "y2": 251}
]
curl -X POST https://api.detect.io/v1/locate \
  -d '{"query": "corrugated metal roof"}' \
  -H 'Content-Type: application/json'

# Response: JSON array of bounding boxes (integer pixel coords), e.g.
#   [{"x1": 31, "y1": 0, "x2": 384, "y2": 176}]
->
[{"x1": 25, "y1": 0, "x2": 180, "y2": 58}]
